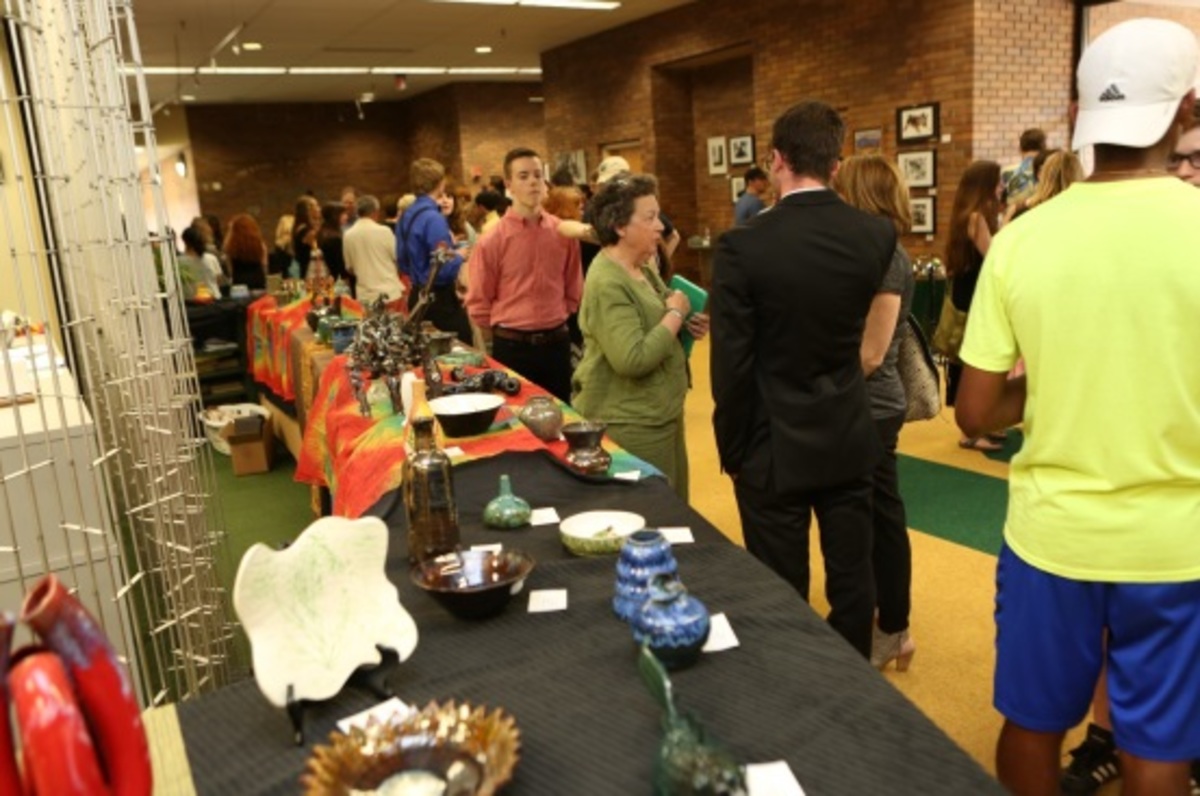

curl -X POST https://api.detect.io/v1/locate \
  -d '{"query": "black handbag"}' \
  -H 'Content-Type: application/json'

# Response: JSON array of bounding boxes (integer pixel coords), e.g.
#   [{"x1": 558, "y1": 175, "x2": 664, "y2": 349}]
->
[{"x1": 898, "y1": 312, "x2": 941, "y2": 422}]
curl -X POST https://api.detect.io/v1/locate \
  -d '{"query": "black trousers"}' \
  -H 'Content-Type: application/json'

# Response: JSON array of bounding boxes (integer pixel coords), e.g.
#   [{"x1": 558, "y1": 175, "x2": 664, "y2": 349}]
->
[
  {"x1": 409, "y1": 284, "x2": 472, "y2": 345},
  {"x1": 735, "y1": 474, "x2": 875, "y2": 658},
  {"x1": 871, "y1": 414, "x2": 911, "y2": 634},
  {"x1": 946, "y1": 361, "x2": 963, "y2": 407},
  {"x1": 491, "y1": 335, "x2": 572, "y2": 404}
]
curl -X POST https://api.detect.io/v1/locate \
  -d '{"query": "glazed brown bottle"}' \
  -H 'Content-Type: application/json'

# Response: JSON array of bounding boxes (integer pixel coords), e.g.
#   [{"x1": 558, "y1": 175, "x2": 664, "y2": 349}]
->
[{"x1": 403, "y1": 415, "x2": 460, "y2": 562}]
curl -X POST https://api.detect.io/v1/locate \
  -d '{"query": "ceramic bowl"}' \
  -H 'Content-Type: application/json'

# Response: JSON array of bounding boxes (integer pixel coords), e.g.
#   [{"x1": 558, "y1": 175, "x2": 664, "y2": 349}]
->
[
  {"x1": 425, "y1": 331, "x2": 458, "y2": 357},
  {"x1": 559, "y1": 510, "x2": 646, "y2": 556},
  {"x1": 411, "y1": 549, "x2": 535, "y2": 620},
  {"x1": 302, "y1": 700, "x2": 520, "y2": 796},
  {"x1": 428, "y1": 393, "x2": 505, "y2": 438}
]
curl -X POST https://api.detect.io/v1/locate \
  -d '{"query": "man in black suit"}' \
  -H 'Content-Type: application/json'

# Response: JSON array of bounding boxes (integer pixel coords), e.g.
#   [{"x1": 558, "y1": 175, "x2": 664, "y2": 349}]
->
[{"x1": 710, "y1": 101, "x2": 895, "y2": 658}]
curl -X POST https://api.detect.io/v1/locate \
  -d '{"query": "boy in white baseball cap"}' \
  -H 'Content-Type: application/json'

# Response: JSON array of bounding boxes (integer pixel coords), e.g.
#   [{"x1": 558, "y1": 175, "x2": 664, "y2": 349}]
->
[{"x1": 955, "y1": 17, "x2": 1200, "y2": 796}]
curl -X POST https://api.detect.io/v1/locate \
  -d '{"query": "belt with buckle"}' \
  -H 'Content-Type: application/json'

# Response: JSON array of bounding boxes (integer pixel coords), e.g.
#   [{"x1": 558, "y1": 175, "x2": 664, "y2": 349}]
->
[{"x1": 492, "y1": 325, "x2": 569, "y2": 346}]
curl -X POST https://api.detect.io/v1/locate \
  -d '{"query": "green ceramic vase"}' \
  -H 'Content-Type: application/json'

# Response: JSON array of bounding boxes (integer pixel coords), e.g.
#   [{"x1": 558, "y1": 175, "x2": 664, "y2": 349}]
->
[{"x1": 482, "y1": 475, "x2": 532, "y2": 529}]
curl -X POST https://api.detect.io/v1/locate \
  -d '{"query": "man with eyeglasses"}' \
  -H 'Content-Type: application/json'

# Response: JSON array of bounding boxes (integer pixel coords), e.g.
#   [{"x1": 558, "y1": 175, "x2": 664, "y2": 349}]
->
[{"x1": 1168, "y1": 121, "x2": 1200, "y2": 185}]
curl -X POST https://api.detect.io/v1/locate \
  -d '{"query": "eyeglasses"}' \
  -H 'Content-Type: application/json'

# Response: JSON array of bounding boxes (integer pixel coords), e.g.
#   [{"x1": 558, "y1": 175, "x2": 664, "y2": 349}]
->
[{"x1": 1166, "y1": 151, "x2": 1200, "y2": 171}]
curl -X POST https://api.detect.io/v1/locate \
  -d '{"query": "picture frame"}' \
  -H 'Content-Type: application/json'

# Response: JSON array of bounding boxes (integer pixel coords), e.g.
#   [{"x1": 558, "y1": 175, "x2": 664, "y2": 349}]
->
[
  {"x1": 896, "y1": 102, "x2": 940, "y2": 144},
  {"x1": 566, "y1": 149, "x2": 588, "y2": 185},
  {"x1": 853, "y1": 128, "x2": 883, "y2": 154},
  {"x1": 729, "y1": 135, "x2": 755, "y2": 166},
  {"x1": 910, "y1": 196, "x2": 936, "y2": 234},
  {"x1": 730, "y1": 176, "x2": 746, "y2": 204},
  {"x1": 897, "y1": 150, "x2": 936, "y2": 189},
  {"x1": 707, "y1": 136, "x2": 727, "y2": 175}
]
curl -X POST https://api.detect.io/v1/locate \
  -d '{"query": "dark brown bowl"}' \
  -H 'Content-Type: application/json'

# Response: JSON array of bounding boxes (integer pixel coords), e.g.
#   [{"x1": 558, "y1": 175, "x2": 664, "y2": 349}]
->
[{"x1": 411, "y1": 549, "x2": 535, "y2": 620}]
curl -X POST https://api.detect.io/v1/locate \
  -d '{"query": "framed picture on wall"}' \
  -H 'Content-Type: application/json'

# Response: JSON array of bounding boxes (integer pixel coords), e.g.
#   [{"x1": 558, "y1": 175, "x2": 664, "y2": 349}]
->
[
  {"x1": 730, "y1": 176, "x2": 746, "y2": 204},
  {"x1": 707, "y1": 137, "x2": 727, "y2": 175},
  {"x1": 896, "y1": 102, "x2": 940, "y2": 144},
  {"x1": 910, "y1": 196, "x2": 936, "y2": 234},
  {"x1": 729, "y1": 135, "x2": 755, "y2": 166},
  {"x1": 853, "y1": 128, "x2": 883, "y2": 153},
  {"x1": 566, "y1": 150, "x2": 588, "y2": 185},
  {"x1": 897, "y1": 150, "x2": 936, "y2": 189}
]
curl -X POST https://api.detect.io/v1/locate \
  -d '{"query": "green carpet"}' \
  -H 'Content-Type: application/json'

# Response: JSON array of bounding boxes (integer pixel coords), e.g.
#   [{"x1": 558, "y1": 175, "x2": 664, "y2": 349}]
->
[{"x1": 897, "y1": 455, "x2": 1008, "y2": 555}]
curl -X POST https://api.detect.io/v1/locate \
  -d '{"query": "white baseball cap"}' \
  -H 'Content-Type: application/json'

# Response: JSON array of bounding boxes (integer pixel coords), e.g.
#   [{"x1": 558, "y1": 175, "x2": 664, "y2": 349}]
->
[
  {"x1": 595, "y1": 155, "x2": 631, "y2": 184},
  {"x1": 1073, "y1": 18, "x2": 1198, "y2": 150}
]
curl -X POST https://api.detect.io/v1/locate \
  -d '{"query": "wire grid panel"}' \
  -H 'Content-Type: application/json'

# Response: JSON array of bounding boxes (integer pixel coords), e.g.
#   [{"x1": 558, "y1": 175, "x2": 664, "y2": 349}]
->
[{"x1": 0, "y1": 0, "x2": 239, "y2": 703}]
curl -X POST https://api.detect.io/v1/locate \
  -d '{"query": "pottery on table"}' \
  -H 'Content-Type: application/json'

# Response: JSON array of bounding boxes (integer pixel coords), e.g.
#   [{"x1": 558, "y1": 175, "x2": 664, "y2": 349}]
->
[
  {"x1": 316, "y1": 314, "x2": 334, "y2": 345},
  {"x1": 517, "y1": 395, "x2": 564, "y2": 442},
  {"x1": 21, "y1": 573, "x2": 153, "y2": 796},
  {"x1": 425, "y1": 331, "x2": 457, "y2": 357},
  {"x1": 427, "y1": 393, "x2": 505, "y2": 438},
  {"x1": 483, "y1": 475, "x2": 532, "y2": 529},
  {"x1": 632, "y1": 574, "x2": 711, "y2": 670},
  {"x1": 330, "y1": 320, "x2": 359, "y2": 354},
  {"x1": 9, "y1": 648, "x2": 109, "y2": 795},
  {"x1": 613, "y1": 529, "x2": 678, "y2": 623},
  {"x1": 561, "y1": 421, "x2": 612, "y2": 476},
  {"x1": 233, "y1": 516, "x2": 419, "y2": 708},
  {"x1": 411, "y1": 549, "x2": 535, "y2": 621},
  {"x1": 558, "y1": 510, "x2": 645, "y2": 556}
]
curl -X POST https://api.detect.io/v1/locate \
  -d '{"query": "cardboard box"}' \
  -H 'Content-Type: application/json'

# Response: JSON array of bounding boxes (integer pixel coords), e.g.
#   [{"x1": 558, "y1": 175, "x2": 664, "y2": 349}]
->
[{"x1": 220, "y1": 413, "x2": 275, "y2": 475}]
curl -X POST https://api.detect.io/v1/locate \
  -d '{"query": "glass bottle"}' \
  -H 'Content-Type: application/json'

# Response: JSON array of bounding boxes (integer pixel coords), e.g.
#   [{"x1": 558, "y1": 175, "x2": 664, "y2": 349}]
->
[{"x1": 403, "y1": 415, "x2": 460, "y2": 563}]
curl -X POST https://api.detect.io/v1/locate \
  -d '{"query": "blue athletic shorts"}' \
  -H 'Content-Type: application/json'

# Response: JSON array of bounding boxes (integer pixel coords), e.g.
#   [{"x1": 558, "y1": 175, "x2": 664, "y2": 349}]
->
[{"x1": 994, "y1": 544, "x2": 1200, "y2": 761}]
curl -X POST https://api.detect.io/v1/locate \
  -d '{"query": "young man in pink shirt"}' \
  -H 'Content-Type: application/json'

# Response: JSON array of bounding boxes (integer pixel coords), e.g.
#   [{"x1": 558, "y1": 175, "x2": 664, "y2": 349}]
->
[{"x1": 466, "y1": 148, "x2": 583, "y2": 402}]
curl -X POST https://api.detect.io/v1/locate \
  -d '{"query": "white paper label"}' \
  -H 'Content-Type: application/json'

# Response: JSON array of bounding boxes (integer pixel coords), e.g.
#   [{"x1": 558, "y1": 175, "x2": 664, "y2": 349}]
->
[
  {"x1": 443, "y1": 446, "x2": 466, "y2": 458},
  {"x1": 336, "y1": 697, "x2": 414, "y2": 734},
  {"x1": 527, "y1": 589, "x2": 568, "y2": 613},
  {"x1": 660, "y1": 526, "x2": 694, "y2": 544},
  {"x1": 470, "y1": 543, "x2": 502, "y2": 553},
  {"x1": 612, "y1": 470, "x2": 641, "y2": 482},
  {"x1": 702, "y1": 613, "x2": 740, "y2": 653},
  {"x1": 746, "y1": 761, "x2": 806, "y2": 796},
  {"x1": 529, "y1": 507, "x2": 560, "y2": 526}
]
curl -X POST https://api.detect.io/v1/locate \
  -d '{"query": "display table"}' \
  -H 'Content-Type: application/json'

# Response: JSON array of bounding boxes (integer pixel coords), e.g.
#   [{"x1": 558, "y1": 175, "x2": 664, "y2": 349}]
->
[
  {"x1": 164, "y1": 452, "x2": 1002, "y2": 795},
  {"x1": 247, "y1": 295, "x2": 363, "y2": 404}
]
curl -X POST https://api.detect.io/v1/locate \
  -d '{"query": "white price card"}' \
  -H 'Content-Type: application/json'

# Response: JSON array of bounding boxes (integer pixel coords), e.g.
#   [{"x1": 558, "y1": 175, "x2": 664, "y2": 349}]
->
[
  {"x1": 471, "y1": 543, "x2": 503, "y2": 553},
  {"x1": 336, "y1": 697, "x2": 414, "y2": 734},
  {"x1": 529, "y1": 507, "x2": 560, "y2": 526},
  {"x1": 443, "y1": 446, "x2": 466, "y2": 459},
  {"x1": 746, "y1": 761, "x2": 806, "y2": 796},
  {"x1": 660, "y1": 527, "x2": 694, "y2": 544},
  {"x1": 702, "y1": 613, "x2": 740, "y2": 653},
  {"x1": 527, "y1": 589, "x2": 568, "y2": 613},
  {"x1": 612, "y1": 470, "x2": 641, "y2": 482}
]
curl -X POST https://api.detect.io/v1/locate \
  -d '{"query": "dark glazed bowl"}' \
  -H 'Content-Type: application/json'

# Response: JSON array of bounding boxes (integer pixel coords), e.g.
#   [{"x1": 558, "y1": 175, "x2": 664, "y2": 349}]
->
[
  {"x1": 427, "y1": 393, "x2": 505, "y2": 437},
  {"x1": 411, "y1": 549, "x2": 535, "y2": 620}
]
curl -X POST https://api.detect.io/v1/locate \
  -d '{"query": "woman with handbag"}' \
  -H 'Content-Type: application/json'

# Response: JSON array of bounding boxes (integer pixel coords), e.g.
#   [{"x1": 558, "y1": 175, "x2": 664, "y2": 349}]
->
[
  {"x1": 833, "y1": 155, "x2": 918, "y2": 670},
  {"x1": 942, "y1": 160, "x2": 1004, "y2": 451}
]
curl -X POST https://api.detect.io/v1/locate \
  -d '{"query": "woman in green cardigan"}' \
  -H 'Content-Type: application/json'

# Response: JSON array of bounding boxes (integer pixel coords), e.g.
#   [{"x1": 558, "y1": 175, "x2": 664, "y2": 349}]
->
[{"x1": 571, "y1": 174, "x2": 709, "y2": 500}]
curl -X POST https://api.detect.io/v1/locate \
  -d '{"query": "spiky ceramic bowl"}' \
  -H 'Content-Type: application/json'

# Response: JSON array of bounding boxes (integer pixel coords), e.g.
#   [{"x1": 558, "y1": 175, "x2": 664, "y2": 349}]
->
[{"x1": 302, "y1": 700, "x2": 520, "y2": 796}]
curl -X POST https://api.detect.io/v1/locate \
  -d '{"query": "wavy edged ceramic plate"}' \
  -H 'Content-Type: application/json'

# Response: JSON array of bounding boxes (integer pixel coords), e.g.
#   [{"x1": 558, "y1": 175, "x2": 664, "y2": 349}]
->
[
  {"x1": 233, "y1": 516, "x2": 419, "y2": 708},
  {"x1": 559, "y1": 510, "x2": 646, "y2": 556}
]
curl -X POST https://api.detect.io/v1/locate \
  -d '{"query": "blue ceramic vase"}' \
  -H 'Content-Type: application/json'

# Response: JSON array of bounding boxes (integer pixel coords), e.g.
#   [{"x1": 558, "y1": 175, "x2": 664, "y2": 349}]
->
[
  {"x1": 613, "y1": 530, "x2": 678, "y2": 622},
  {"x1": 632, "y1": 574, "x2": 711, "y2": 670}
]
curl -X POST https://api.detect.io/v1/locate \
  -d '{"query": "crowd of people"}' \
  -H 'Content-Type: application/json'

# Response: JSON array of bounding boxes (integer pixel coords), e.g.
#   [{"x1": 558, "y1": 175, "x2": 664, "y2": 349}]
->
[{"x1": 176, "y1": 16, "x2": 1199, "y2": 795}]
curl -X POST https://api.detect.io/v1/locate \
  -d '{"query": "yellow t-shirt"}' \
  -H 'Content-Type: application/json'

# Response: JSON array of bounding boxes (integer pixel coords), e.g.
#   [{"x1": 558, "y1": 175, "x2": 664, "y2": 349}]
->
[{"x1": 961, "y1": 178, "x2": 1200, "y2": 582}]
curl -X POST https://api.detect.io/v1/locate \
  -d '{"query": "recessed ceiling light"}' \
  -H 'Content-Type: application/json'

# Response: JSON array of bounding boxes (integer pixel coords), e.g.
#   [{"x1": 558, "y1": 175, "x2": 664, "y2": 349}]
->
[
  {"x1": 180, "y1": 94, "x2": 197, "y2": 102},
  {"x1": 528, "y1": 96, "x2": 544, "y2": 103},
  {"x1": 359, "y1": 92, "x2": 376, "y2": 103},
  {"x1": 475, "y1": 46, "x2": 493, "y2": 54},
  {"x1": 241, "y1": 42, "x2": 263, "y2": 51},
  {"x1": 519, "y1": 0, "x2": 619, "y2": 7}
]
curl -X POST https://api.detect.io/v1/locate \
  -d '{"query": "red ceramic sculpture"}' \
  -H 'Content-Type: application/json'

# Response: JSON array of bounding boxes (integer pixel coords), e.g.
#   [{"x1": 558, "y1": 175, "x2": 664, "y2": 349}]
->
[
  {"x1": 0, "y1": 614, "x2": 21, "y2": 795},
  {"x1": 9, "y1": 647, "x2": 110, "y2": 795},
  {"x1": 20, "y1": 573, "x2": 152, "y2": 796}
]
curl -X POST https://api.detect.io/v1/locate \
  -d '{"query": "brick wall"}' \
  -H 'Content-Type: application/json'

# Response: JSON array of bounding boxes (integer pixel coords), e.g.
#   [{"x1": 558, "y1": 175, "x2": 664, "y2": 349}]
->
[
  {"x1": 972, "y1": 0, "x2": 1074, "y2": 168},
  {"x1": 187, "y1": 102, "x2": 411, "y2": 237},
  {"x1": 542, "y1": 0, "x2": 981, "y2": 260},
  {"x1": 187, "y1": 81, "x2": 543, "y2": 239},
  {"x1": 456, "y1": 83, "x2": 547, "y2": 188},
  {"x1": 691, "y1": 58, "x2": 754, "y2": 237}
]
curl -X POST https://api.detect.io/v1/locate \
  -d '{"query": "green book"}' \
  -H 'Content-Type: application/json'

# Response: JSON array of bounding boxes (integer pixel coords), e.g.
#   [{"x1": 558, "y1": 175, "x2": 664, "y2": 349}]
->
[{"x1": 669, "y1": 274, "x2": 708, "y2": 357}]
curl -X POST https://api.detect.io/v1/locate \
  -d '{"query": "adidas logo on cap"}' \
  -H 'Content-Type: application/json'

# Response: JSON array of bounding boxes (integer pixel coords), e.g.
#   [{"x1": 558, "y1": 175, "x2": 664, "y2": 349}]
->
[{"x1": 1098, "y1": 83, "x2": 1126, "y2": 102}]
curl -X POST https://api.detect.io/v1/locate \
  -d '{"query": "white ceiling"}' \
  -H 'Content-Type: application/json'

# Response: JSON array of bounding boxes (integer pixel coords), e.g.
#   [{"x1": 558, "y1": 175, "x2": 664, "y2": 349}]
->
[{"x1": 128, "y1": 0, "x2": 694, "y2": 107}]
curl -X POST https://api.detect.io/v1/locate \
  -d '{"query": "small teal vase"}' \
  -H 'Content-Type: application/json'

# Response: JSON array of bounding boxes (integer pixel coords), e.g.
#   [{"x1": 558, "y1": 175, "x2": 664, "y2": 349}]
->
[
  {"x1": 632, "y1": 574, "x2": 710, "y2": 670},
  {"x1": 613, "y1": 529, "x2": 678, "y2": 622},
  {"x1": 482, "y1": 475, "x2": 532, "y2": 529}
]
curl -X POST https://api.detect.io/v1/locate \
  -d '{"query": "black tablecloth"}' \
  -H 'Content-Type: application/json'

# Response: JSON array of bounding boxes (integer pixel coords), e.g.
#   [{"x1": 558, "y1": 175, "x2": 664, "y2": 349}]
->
[{"x1": 178, "y1": 452, "x2": 1001, "y2": 794}]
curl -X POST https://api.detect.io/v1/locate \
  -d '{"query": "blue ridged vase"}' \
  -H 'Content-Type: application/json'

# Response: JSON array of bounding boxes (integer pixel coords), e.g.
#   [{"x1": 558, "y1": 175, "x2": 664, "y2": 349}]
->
[
  {"x1": 632, "y1": 574, "x2": 711, "y2": 670},
  {"x1": 613, "y1": 530, "x2": 677, "y2": 622}
]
